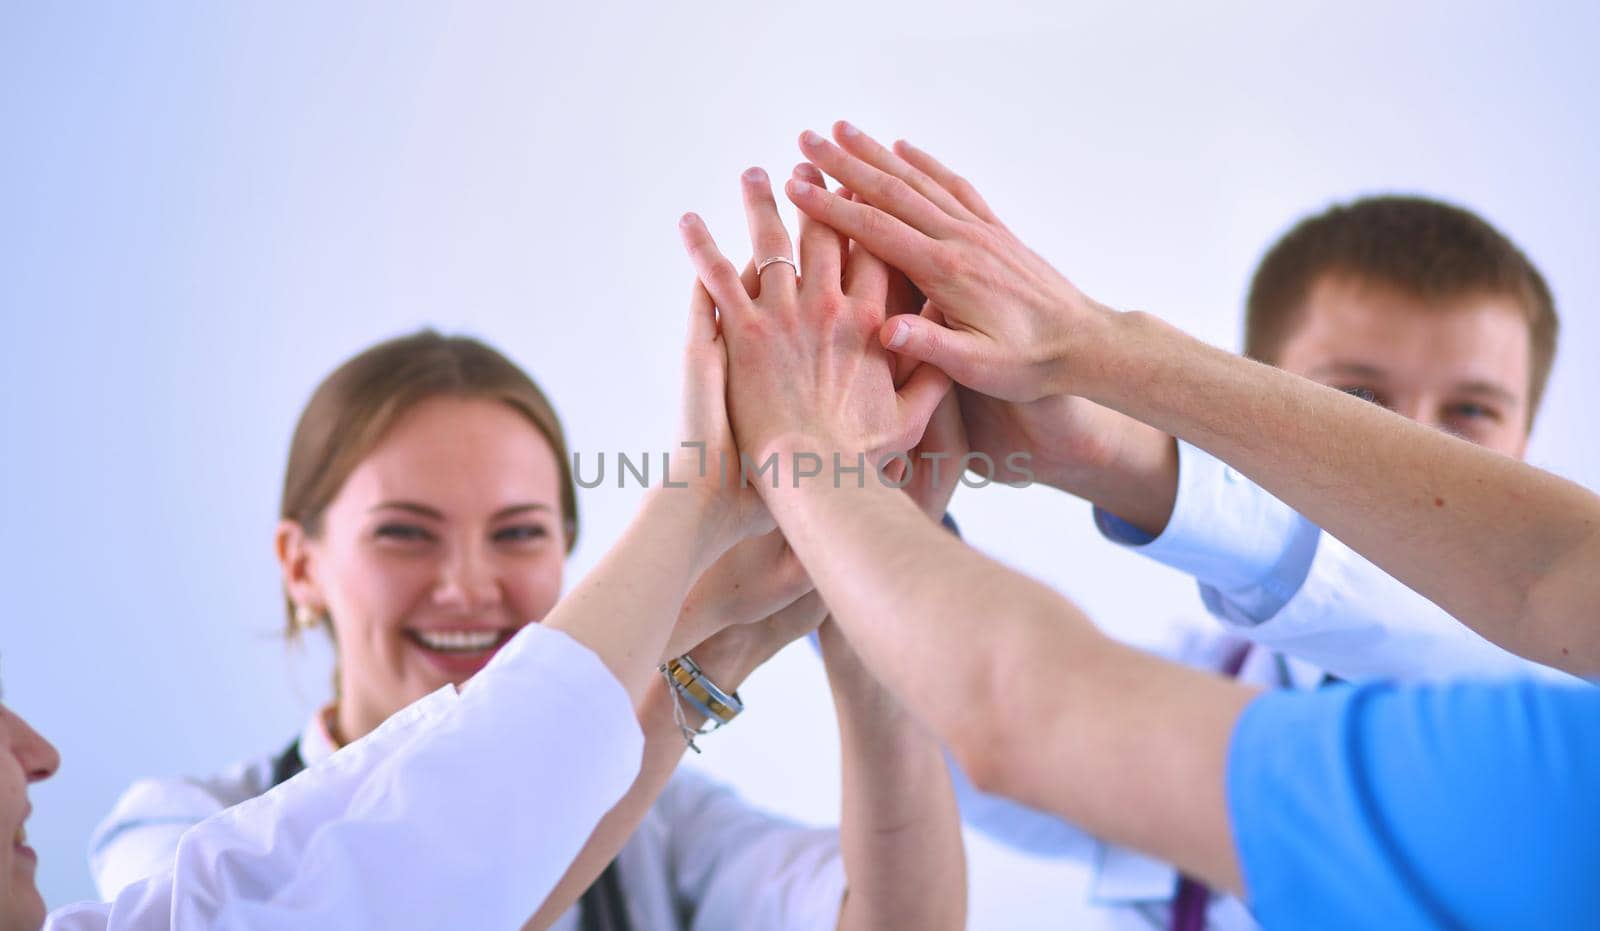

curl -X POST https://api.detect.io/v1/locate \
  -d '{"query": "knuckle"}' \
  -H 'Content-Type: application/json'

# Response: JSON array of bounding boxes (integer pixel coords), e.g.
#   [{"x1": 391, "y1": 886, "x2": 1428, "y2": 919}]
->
[
  {"x1": 845, "y1": 308, "x2": 880, "y2": 338},
  {"x1": 760, "y1": 229, "x2": 792, "y2": 253},
  {"x1": 928, "y1": 244, "x2": 964, "y2": 281},
  {"x1": 875, "y1": 173, "x2": 912, "y2": 203},
  {"x1": 819, "y1": 193, "x2": 848, "y2": 224},
  {"x1": 691, "y1": 240, "x2": 722, "y2": 266},
  {"x1": 860, "y1": 207, "x2": 891, "y2": 239},
  {"x1": 710, "y1": 261, "x2": 743, "y2": 290},
  {"x1": 814, "y1": 292, "x2": 851, "y2": 320}
]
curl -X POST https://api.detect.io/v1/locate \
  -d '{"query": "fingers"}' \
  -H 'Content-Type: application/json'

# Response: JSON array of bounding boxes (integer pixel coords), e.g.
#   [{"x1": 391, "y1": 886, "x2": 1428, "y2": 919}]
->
[
  {"x1": 920, "y1": 382, "x2": 967, "y2": 459},
  {"x1": 880, "y1": 312, "x2": 993, "y2": 392},
  {"x1": 740, "y1": 168, "x2": 797, "y2": 298},
  {"x1": 798, "y1": 129, "x2": 957, "y2": 238},
  {"x1": 884, "y1": 266, "x2": 927, "y2": 319},
  {"x1": 841, "y1": 194, "x2": 890, "y2": 309},
  {"x1": 680, "y1": 213, "x2": 756, "y2": 322},
  {"x1": 792, "y1": 163, "x2": 844, "y2": 296},
  {"x1": 739, "y1": 259, "x2": 759, "y2": 300},
  {"x1": 892, "y1": 138, "x2": 1001, "y2": 226},
  {"x1": 895, "y1": 358, "x2": 954, "y2": 449},
  {"x1": 831, "y1": 120, "x2": 978, "y2": 223},
  {"x1": 680, "y1": 281, "x2": 730, "y2": 484},
  {"x1": 686, "y1": 278, "x2": 719, "y2": 348},
  {"x1": 785, "y1": 175, "x2": 940, "y2": 282}
]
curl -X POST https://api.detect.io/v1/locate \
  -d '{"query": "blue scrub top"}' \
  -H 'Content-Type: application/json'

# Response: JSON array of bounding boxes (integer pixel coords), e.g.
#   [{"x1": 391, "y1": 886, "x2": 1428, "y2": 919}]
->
[{"x1": 1229, "y1": 680, "x2": 1600, "y2": 929}]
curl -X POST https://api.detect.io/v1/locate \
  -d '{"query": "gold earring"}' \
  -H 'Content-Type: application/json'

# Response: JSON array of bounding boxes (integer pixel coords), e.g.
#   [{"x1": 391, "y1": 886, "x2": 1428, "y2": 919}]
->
[{"x1": 293, "y1": 604, "x2": 326, "y2": 631}]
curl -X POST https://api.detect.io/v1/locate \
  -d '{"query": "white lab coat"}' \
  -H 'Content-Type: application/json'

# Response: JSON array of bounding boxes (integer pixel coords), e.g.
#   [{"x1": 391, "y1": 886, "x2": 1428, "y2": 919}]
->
[
  {"x1": 90, "y1": 690, "x2": 846, "y2": 930},
  {"x1": 46, "y1": 624, "x2": 643, "y2": 930}
]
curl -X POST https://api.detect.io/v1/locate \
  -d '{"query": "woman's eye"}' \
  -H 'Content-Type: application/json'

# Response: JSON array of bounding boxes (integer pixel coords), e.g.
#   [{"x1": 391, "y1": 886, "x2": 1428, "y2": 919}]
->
[
  {"x1": 1337, "y1": 385, "x2": 1383, "y2": 406},
  {"x1": 494, "y1": 525, "x2": 550, "y2": 544},
  {"x1": 375, "y1": 523, "x2": 433, "y2": 543}
]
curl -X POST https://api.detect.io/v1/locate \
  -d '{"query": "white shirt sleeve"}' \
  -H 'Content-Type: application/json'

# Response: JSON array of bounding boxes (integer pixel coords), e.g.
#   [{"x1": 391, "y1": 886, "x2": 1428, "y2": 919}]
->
[
  {"x1": 89, "y1": 758, "x2": 277, "y2": 899},
  {"x1": 46, "y1": 625, "x2": 644, "y2": 931},
  {"x1": 1096, "y1": 441, "x2": 1576, "y2": 684},
  {"x1": 1204, "y1": 526, "x2": 1582, "y2": 684},
  {"x1": 656, "y1": 767, "x2": 846, "y2": 931}
]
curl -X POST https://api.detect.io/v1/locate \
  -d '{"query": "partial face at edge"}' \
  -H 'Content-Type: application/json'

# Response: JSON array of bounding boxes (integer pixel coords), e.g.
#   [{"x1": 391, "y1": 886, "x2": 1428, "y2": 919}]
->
[
  {"x1": 1274, "y1": 275, "x2": 1534, "y2": 458},
  {"x1": 287, "y1": 396, "x2": 567, "y2": 740},
  {"x1": 1, "y1": 703, "x2": 58, "y2": 931}
]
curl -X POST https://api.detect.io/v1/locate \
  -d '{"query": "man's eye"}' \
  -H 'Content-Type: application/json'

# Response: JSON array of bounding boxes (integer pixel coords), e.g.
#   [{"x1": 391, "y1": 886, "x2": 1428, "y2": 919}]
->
[
  {"x1": 1339, "y1": 386, "x2": 1380, "y2": 405},
  {"x1": 375, "y1": 524, "x2": 433, "y2": 542},
  {"x1": 495, "y1": 525, "x2": 549, "y2": 543},
  {"x1": 1448, "y1": 402, "x2": 1500, "y2": 422}
]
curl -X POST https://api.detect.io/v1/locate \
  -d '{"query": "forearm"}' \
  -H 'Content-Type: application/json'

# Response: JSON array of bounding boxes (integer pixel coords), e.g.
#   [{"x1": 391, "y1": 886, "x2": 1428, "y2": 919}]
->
[
  {"x1": 1084, "y1": 310, "x2": 1600, "y2": 674},
  {"x1": 543, "y1": 487, "x2": 733, "y2": 704},
  {"x1": 523, "y1": 633, "x2": 768, "y2": 929},
  {"x1": 762, "y1": 453, "x2": 1252, "y2": 891},
  {"x1": 820, "y1": 621, "x2": 965, "y2": 931}
]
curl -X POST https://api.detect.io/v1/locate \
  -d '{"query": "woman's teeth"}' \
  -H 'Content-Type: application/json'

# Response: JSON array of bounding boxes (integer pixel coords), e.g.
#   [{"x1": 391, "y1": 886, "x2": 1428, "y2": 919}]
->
[
  {"x1": 12, "y1": 825, "x2": 23, "y2": 846},
  {"x1": 410, "y1": 630, "x2": 503, "y2": 653}
]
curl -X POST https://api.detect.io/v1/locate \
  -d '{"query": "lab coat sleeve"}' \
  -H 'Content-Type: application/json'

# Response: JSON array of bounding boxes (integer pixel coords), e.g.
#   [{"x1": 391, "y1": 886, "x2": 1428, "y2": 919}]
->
[{"x1": 46, "y1": 625, "x2": 644, "y2": 931}]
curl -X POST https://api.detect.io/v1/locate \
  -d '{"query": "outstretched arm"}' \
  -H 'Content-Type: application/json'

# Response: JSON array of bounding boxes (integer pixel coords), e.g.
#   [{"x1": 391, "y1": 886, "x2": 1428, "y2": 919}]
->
[
  {"x1": 1080, "y1": 311, "x2": 1600, "y2": 675},
  {"x1": 786, "y1": 122, "x2": 1600, "y2": 676}
]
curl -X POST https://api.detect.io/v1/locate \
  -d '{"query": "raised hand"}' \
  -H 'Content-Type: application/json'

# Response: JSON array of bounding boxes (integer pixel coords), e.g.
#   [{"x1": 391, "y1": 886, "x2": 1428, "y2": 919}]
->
[
  {"x1": 785, "y1": 122, "x2": 1118, "y2": 403},
  {"x1": 674, "y1": 278, "x2": 774, "y2": 546},
  {"x1": 678, "y1": 164, "x2": 951, "y2": 484}
]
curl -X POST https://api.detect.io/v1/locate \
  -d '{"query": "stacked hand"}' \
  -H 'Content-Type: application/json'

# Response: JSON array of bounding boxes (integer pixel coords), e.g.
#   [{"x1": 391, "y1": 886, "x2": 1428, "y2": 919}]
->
[
  {"x1": 670, "y1": 125, "x2": 1148, "y2": 663},
  {"x1": 670, "y1": 156, "x2": 978, "y2": 670},
  {"x1": 709, "y1": 122, "x2": 1155, "y2": 504},
  {"x1": 678, "y1": 164, "x2": 951, "y2": 475},
  {"x1": 784, "y1": 122, "x2": 1119, "y2": 405}
]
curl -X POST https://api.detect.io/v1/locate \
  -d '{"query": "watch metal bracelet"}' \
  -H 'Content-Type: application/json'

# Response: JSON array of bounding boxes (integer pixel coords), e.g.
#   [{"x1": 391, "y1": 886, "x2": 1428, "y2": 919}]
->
[{"x1": 664, "y1": 654, "x2": 744, "y2": 725}]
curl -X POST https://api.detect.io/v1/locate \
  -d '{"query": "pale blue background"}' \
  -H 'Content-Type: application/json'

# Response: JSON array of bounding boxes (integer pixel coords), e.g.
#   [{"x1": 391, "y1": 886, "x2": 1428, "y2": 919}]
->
[{"x1": 3, "y1": 2, "x2": 1596, "y2": 926}]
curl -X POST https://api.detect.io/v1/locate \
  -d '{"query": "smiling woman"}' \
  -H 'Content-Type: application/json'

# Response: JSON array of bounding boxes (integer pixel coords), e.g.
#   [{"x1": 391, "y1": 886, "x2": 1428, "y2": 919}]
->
[
  {"x1": 89, "y1": 330, "x2": 587, "y2": 890},
  {"x1": 276, "y1": 333, "x2": 579, "y2": 743},
  {"x1": 83, "y1": 328, "x2": 966, "y2": 930}
]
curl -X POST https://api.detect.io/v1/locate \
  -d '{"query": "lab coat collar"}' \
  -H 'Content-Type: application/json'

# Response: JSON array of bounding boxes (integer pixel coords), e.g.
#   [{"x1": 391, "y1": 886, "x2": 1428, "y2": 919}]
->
[{"x1": 298, "y1": 705, "x2": 339, "y2": 769}]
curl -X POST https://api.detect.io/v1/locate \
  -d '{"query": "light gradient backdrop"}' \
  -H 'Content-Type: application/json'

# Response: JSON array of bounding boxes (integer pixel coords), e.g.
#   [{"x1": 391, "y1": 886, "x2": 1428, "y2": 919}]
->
[{"x1": 3, "y1": 2, "x2": 1596, "y2": 926}]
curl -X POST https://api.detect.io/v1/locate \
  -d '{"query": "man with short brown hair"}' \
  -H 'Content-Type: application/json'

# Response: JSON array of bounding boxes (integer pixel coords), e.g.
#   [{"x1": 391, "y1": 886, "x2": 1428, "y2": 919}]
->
[
  {"x1": 948, "y1": 193, "x2": 1576, "y2": 929},
  {"x1": 1247, "y1": 195, "x2": 1557, "y2": 440}
]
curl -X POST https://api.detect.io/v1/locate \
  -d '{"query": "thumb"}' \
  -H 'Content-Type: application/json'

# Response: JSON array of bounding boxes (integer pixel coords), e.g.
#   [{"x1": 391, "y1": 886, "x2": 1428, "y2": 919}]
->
[{"x1": 878, "y1": 313, "x2": 989, "y2": 387}]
